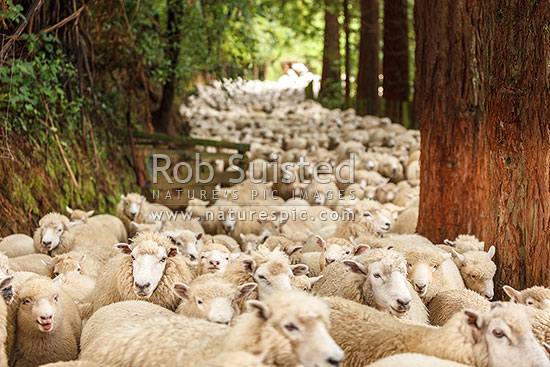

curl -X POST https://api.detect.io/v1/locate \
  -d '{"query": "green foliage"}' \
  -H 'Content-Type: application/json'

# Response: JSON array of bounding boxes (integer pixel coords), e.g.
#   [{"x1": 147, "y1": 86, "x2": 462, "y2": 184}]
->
[{"x1": 0, "y1": 0, "x2": 25, "y2": 25}]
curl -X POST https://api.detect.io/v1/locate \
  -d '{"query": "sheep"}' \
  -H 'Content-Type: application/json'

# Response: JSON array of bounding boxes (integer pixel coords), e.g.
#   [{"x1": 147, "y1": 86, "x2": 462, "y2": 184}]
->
[
  {"x1": 328, "y1": 296, "x2": 550, "y2": 367},
  {"x1": 334, "y1": 200, "x2": 392, "y2": 239},
  {"x1": 172, "y1": 274, "x2": 256, "y2": 323},
  {"x1": 52, "y1": 271, "x2": 96, "y2": 305},
  {"x1": 377, "y1": 154, "x2": 404, "y2": 182},
  {"x1": 451, "y1": 246, "x2": 496, "y2": 299},
  {"x1": 291, "y1": 275, "x2": 323, "y2": 292},
  {"x1": 356, "y1": 233, "x2": 432, "y2": 252},
  {"x1": 79, "y1": 290, "x2": 344, "y2": 367},
  {"x1": 129, "y1": 221, "x2": 162, "y2": 234},
  {"x1": 262, "y1": 235, "x2": 304, "y2": 259},
  {"x1": 50, "y1": 252, "x2": 100, "y2": 279},
  {"x1": 116, "y1": 193, "x2": 173, "y2": 235},
  {"x1": 88, "y1": 231, "x2": 194, "y2": 314},
  {"x1": 163, "y1": 229, "x2": 203, "y2": 261},
  {"x1": 503, "y1": 285, "x2": 550, "y2": 311},
  {"x1": 33, "y1": 213, "x2": 118, "y2": 262},
  {"x1": 336, "y1": 141, "x2": 364, "y2": 162},
  {"x1": 368, "y1": 354, "x2": 470, "y2": 367},
  {"x1": 313, "y1": 249, "x2": 428, "y2": 324},
  {"x1": 391, "y1": 206, "x2": 418, "y2": 234},
  {"x1": 405, "y1": 246, "x2": 465, "y2": 302},
  {"x1": 428, "y1": 289, "x2": 491, "y2": 326},
  {"x1": 238, "y1": 233, "x2": 266, "y2": 253},
  {"x1": 66, "y1": 207, "x2": 127, "y2": 243},
  {"x1": 0, "y1": 276, "x2": 13, "y2": 367},
  {"x1": 375, "y1": 182, "x2": 398, "y2": 203},
  {"x1": 209, "y1": 234, "x2": 240, "y2": 253},
  {"x1": 0, "y1": 234, "x2": 35, "y2": 258},
  {"x1": 8, "y1": 277, "x2": 81, "y2": 367},
  {"x1": 200, "y1": 352, "x2": 266, "y2": 367},
  {"x1": 197, "y1": 242, "x2": 234, "y2": 275},
  {"x1": 443, "y1": 234, "x2": 485, "y2": 253},
  {"x1": 8, "y1": 254, "x2": 53, "y2": 277},
  {"x1": 39, "y1": 362, "x2": 107, "y2": 367}
]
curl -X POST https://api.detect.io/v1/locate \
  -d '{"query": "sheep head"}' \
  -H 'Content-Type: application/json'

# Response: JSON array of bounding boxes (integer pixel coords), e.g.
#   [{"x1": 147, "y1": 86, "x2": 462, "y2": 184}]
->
[
  {"x1": 34, "y1": 212, "x2": 70, "y2": 252},
  {"x1": 405, "y1": 246, "x2": 450, "y2": 300},
  {"x1": 120, "y1": 193, "x2": 146, "y2": 220}
]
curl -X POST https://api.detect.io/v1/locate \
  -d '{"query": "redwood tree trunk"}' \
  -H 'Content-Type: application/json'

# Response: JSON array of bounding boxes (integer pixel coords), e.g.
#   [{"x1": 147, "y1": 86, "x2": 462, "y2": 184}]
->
[
  {"x1": 416, "y1": 0, "x2": 550, "y2": 295},
  {"x1": 343, "y1": 0, "x2": 351, "y2": 107},
  {"x1": 356, "y1": 0, "x2": 380, "y2": 115},
  {"x1": 319, "y1": 0, "x2": 342, "y2": 106},
  {"x1": 383, "y1": 0, "x2": 409, "y2": 123}
]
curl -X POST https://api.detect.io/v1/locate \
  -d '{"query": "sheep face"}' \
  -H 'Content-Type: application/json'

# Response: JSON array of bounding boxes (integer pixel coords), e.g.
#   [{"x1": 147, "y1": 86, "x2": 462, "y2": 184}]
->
[
  {"x1": 243, "y1": 258, "x2": 293, "y2": 300},
  {"x1": 117, "y1": 241, "x2": 178, "y2": 298},
  {"x1": 173, "y1": 280, "x2": 256, "y2": 324},
  {"x1": 199, "y1": 248, "x2": 231, "y2": 274},
  {"x1": 362, "y1": 209, "x2": 392, "y2": 234},
  {"x1": 466, "y1": 304, "x2": 550, "y2": 367},
  {"x1": 38, "y1": 218, "x2": 67, "y2": 251},
  {"x1": 220, "y1": 209, "x2": 237, "y2": 233},
  {"x1": 345, "y1": 257, "x2": 412, "y2": 316},
  {"x1": 165, "y1": 231, "x2": 203, "y2": 262},
  {"x1": 453, "y1": 247, "x2": 496, "y2": 300},
  {"x1": 52, "y1": 255, "x2": 84, "y2": 277},
  {"x1": 121, "y1": 193, "x2": 146, "y2": 220},
  {"x1": 503, "y1": 285, "x2": 550, "y2": 312},
  {"x1": 315, "y1": 236, "x2": 366, "y2": 266},
  {"x1": 291, "y1": 275, "x2": 323, "y2": 292},
  {"x1": 18, "y1": 279, "x2": 62, "y2": 334},
  {"x1": 66, "y1": 207, "x2": 94, "y2": 225},
  {"x1": 406, "y1": 249, "x2": 450, "y2": 299}
]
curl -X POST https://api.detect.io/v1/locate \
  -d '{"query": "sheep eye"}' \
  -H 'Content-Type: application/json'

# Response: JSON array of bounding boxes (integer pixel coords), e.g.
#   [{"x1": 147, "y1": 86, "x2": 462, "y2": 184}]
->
[
  {"x1": 373, "y1": 273, "x2": 381, "y2": 279},
  {"x1": 23, "y1": 299, "x2": 31, "y2": 305},
  {"x1": 54, "y1": 272, "x2": 60, "y2": 277},
  {"x1": 189, "y1": 255, "x2": 196, "y2": 261},
  {"x1": 159, "y1": 257, "x2": 166, "y2": 263},
  {"x1": 201, "y1": 256, "x2": 206, "y2": 260},
  {"x1": 527, "y1": 301, "x2": 534, "y2": 305},
  {"x1": 492, "y1": 328, "x2": 505, "y2": 338},
  {"x1": 284, "y1": 323, "x2": 299, "y2": 332},
  {"x1": 303, "y1": 287, "x2": 308, "y2": 291},
  {"x1": 345, "y1": 251, "x2": 350, "y2": 255},
  {"x1": 471, "y1": 275, "x2": 476, "y2": 279},
  {"x1": 197, "y1": 299, "x2": 203, "y2": 305},
  {"x1": 258, "y1": 275, "x2": 267, "y2": 281},
  {"x1": 53, "y1": 295, "x2": 59, "y2": 302},
  {"x1": 131, "y1": 255, "x2": 136, "y2": 261},
  {"x1": 77, "y1": 267, "x2": 81, "y2": 272},
  {"x1": 225, "y1": 257, "x2": 229, "y2": 261},
  {"x1": 407, "y1": 263, "x2": 412, "y2": 268}
]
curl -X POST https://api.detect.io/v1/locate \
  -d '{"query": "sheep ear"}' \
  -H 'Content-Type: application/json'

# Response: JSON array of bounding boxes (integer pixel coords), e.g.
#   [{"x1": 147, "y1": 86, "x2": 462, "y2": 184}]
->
[
  {"x1": 451, "y1": 249, "x2": 465, "y2": 264},
  {"x1": 115, "y1": 243, "x2": 132, "y2": 254},
  {"x1": 287, "y1": 246, "x2": 303, "y2": 257},
  {"x1": 0, "y1": 276, "x2": 13, "y2": 291},
  {"x1": 140, "y1": 196, "x2": 146, "y2": 203},
  {"x1": 239, "y1": 233, "x2": 245, "y2": 241},
  {"x1": 487, "y1": 246, "x2": 495, "y2": 259},
  {"x1": 464, "y1": 310, "x2": 483, "y2": 330},
  {"x1": 167, "y1": 247, "x2": 179, "y2": 257},
  {"x1": 343, "y1": 260, "x2": 367, "y2": 276},
  {"x1": 40, "y1": 260, "x2": 52, "y2": 267},
  {"x1": 308, "y1": 275, "x2": 323, "y2": 286},
  {"x1": 443, "y1": 239, "x2": 455, "y2": 247},
  {"x1": 237, "y1": 283, "x2": 257, "y2": 299},
  {"x1": 130, "y1": 221, "x2": 139, "y2": 230},
  {"x1": 242, "y1": 259, "x2": 257, "y2": 274},
  {"x1": 349, "y1": 236, "x2": 358, "y2": 246},
  {"x1": 315, "y1": 235, "x2": 325, "y2": 249},
  {"x1": 290, "y1": 264, "x2": 309, "y2": 276},
  {"x1": 86, "y1": 210, "x2": 95, "y2": 217},
  {"x1": 172, "y1": 283, "x2": 190, "y2": 299},
  {"x1": 245, "y1": 300, "x2": 271, "y2": 321},
  {"x1": 52, "y1": 274, "x2": 63, "y2": 285},
  {"x1": 195, "y1": 233, "x2": 203, "y2": 241},
  {"x1": 503, "y1": 285, "x2": 521, "y2": 302},
  {"x1": 66, "y1": 206, "x2": 73, "y2": 215},
  {"x1": 543, "y1": 342, "x2": 550, "y2": 355},
  {"x1": 120, "y1": 194, "x2": 126, "y2": 201},
  {"x1": 354, "y1": 245, "x2": 370, "y2": 256}
]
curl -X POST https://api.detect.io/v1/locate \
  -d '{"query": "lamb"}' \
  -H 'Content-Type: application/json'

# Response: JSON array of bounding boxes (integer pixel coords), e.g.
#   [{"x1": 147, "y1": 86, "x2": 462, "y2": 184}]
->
[
  {"x1": 0, "y1": 234, "x2": 36, "y2": 258},
  {"x1": 172, "y1": 274, "x2": 256, "y2": 324},
  {"x1": 66, "y1": 207, "x2": 128, "y2": 242},
  {"x1": 33, "y1": 213, "x2": 118, "y2": 262},
  {"x1": 443, "y1": 234, "x2": 485, "y2": 253},
  {"x1": 368, "y1": 354, "x2": 470, "y2": 367},
  {"x1": 8, "y1": 254, "x2": 53, "y2": 277},
  {"x1": 197, "y1": 242, "x2": 234, "y2": 275},
  {"x1": 334, "y1": 200, "x2": 392, "y2": 238},
  {"x1": 313, "y1": 249, "x2": 428, "y2": 324},
  {"x1": 328, "y1": 296, "x2": 550, "y2": 367},
  {"x1": 291, "y1": 275, "x2": 323, "y2": 292},
  {"x1": 503, "y1": 285, "x2": 550, "y2": 311},
  {"x1": 405, "y1": 246, "x2": 465, "y2": 302},
  {"x1": 88, "y1": 231, "x2": 194, "y2": 314},
  {"x1": 163, "y1": 229, "x2": 204, "y2": 261},
  {"x1": 428, "y1": 289, "x2": 491, "y2": 326},
  {"x1": 452, "y1": 246, "x2": 496, "y2": 299},
  {"x1": 79, "y1": 290, "x2": 344, "y2": 367},
  {"x1": 7, "y1": 277, "x2": 81, "y2": 366}
]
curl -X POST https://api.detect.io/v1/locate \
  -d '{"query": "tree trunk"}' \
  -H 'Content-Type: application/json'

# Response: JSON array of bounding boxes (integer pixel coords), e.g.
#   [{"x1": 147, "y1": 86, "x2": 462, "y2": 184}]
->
[
  {"x1": 152, "y1": 0, "x2": 183, "y2": 134},
  {"x1": 416, "y1": 0, "x2": 550, "y2": 295},
  {"x1": 343, "y1": 0, "x2": 351, "y2": 107},
  {"x1": 383, "y1": 0, "x2": 409, "y2": 124},
  {"x1": 318, "y1": 0, "x2": 342, "y2": 107},
  {"x1": 356, "y1": 0, "x2": 380, "y2": 116}
]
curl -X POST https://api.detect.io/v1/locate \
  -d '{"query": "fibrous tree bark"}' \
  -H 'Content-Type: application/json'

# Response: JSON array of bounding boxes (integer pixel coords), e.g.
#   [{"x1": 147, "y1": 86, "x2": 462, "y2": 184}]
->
[
  {"x1": 356, "y1": 0, "x2": 380, "y2": 115},
  {"x1": 319, "y1": 0, "x2": 342, "y2": 106},
  {"x1": 343, "y1": 0, "x2": 351, "y2": 107},
  {"x1": 416, "y1": 0, "x2": 550, "y2": 295},
  {"x1": 383, "y1": 0, "x2": 409, "y2": 123}
]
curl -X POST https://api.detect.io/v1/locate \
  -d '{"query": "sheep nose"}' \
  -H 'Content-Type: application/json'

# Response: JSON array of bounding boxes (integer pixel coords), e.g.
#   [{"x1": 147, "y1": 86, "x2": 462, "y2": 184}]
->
[
  {"x1": 327, "y1": 358, "x2": 341, "y2": 366},
  {"x1": 40, "y1": 315, "x2": 52, "y2": 321},
  {"x1": 485, "y1": 294, "x2": 494, "y2": 300},
  {"x1": 325, "y1": 259, "x2": 335, "y2": 265},
  {"x1": 134, "y1": 282, "x2": 150, "y2": 290},
  {"x1": 397, "y1": 298, "x2": 410, "y2": 308},
  {"x1": 42, "y1": 240, "x2": 51, "y2": 246},
  {"x1": 210, "y1": 260, "x2": 220, "y2": 266},
  {"x1": 415, "y1": 283, "x2": 426, "y2": 291}
]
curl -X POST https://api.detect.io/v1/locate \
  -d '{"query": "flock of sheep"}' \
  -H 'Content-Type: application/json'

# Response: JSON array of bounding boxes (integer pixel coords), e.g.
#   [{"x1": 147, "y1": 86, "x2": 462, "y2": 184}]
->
[{"x1": 1, "y1": 76, "x2": 550, "y2": 367}]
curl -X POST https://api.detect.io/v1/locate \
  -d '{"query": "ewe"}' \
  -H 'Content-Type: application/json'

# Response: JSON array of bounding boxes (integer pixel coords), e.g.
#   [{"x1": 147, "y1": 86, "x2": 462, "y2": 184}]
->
[
  {"x1": 8, "y1": 277, "x2": 81, "y2": 367},
  {"x1": 65, "y1": 206, "x2": 127, "y2": 242},
  {"x1": 329, "y1": 297, "x2": 550, "y2": 367},
  {"x1": 503, "y1": 285, "x2": 550, "y2": 311},
  {"x1": 196, "y1": 242, "x2": 235, "y2": 276},
  {"x1": 335, "y1": 200, "x2": 392, "y2": 238},
  {"x1": 162, "y1": 229, "x2": 203, "y2": 261},
  {"x1": 88, "y1": 232, "x2": 193, "y2": 314},
  {"x1": 173, "y1": 274, "x2": 256, "y2": 323},
  {"x1": 79, "y1": 290, "x2": 344, "y2": 367},
  {"x1": 0, "y1": 234, "x2": 35, "y2": 258}
]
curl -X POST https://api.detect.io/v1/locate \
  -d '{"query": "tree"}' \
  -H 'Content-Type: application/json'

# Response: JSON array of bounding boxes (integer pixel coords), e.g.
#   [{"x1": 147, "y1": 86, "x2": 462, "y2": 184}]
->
[
  {"x1": 356, "y1": 0, "x2": 380, "y2": 115},
  {"x1": 318, "y1": 0, "x2": 342, "y2": 107},
  {"x1": 152, "y1": 0, "x2": 185, "y2": 134},
  {"x1": 415, "y1": 0, "x2": 550, "y2": 295},
  {"x1": 343, "y1": 0, "x2": 351, "y2": 107},
  {"x1": 383, "y1": 0, "x2": 409, "y2": 124}
]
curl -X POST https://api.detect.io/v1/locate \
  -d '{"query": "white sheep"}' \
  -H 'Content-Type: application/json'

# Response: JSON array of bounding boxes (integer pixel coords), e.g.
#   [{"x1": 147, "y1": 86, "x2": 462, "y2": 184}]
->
[
  {"x1": 443, "y1": 234, "x2": 485, "y2": 253},
  {"x1": 163, "y1": 229, "x2": 204, "y2": 261},
  {"x1": 427, "y1": 289, "x2": 490, "y2": 326},
  {"x1": 335, "y1": 200, "x2": 392, "y2": 239},
  {"x1": 451, "y1": 246, "x2": 496, "y2": 299},
  {"x1": 66, "y1": 206, "x2": 127, "y2": 242},
  {"x1": 503, "y1": 285, "x2": 550, "y2": 311},
  {"x1": 8, "y1": 253, "x2": 53, "y2": 277},
  {"x1": 0, "y1": 234, "x2": 35, "y2": 258},
  {"x1": 196, "y1": 242, "x2": 235, "y2": 275},
  {"x1": 368, "y1": 353, "x2": 469, "y2": 367}
]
